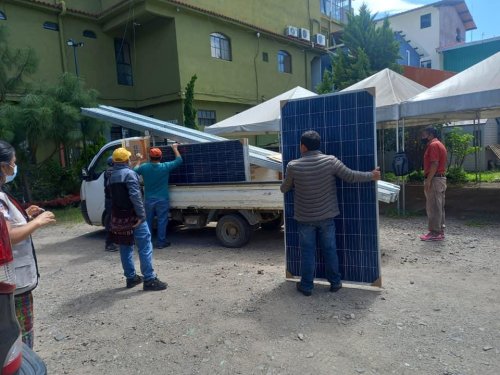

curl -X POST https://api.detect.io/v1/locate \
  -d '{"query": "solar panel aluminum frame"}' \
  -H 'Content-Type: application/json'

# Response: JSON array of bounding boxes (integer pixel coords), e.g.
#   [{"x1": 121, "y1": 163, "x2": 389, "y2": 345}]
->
[{"x1": 280, "y1": 88, "x2": 382, "y2": 289}]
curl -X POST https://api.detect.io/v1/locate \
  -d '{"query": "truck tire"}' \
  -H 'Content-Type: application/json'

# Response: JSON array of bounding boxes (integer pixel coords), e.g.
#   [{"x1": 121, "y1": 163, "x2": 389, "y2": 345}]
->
[{"x1": 216, "y1": 214, "x2": 251, "y2": 248}]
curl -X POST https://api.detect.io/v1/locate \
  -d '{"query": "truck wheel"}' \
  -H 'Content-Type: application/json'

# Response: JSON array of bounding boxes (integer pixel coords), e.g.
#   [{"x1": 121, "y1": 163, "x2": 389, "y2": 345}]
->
[
  {"x1": 216, "y1": 214, "x2": 251, "y2": 248},
  {"x1": 261, "y1": 215, "x2": 283, "y2": 231}
]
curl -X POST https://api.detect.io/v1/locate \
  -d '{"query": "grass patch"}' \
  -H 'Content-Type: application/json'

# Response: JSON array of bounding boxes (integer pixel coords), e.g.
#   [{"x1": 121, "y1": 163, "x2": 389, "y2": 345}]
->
[
  {"x1": 51, "y1": 206, "x2": 84, "y2": 224},
  {"x1": 465, "y1": 171, "x2": 500, "y2": 183}
]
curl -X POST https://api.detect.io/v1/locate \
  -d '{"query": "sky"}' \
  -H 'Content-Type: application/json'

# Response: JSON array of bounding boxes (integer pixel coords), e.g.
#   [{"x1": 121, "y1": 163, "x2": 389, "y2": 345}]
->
[{"x1": 355, "y1": 0, "x2": 500, "y2": 42}]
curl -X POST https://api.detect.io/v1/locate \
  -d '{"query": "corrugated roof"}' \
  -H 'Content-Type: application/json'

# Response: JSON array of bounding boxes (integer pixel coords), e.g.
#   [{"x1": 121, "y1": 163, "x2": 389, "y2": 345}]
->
[{"x1": 487, "y1": 144, "x2": 500, "y2": 160}]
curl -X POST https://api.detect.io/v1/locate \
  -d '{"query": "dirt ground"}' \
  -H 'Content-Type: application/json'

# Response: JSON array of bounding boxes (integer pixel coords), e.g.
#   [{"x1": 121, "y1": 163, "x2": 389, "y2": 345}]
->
[{"x1": 31, "y1": 215, "x2": 499, "y2": 375}]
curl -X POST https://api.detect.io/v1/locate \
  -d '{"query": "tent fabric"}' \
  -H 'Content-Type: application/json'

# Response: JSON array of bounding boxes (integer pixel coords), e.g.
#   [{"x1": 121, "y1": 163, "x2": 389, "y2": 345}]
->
[
  {"x1": 401, "y1": 51, "x2": 500, "y2": 121},
  {"x1": 204, "y1": 86, "x2": 316, "y2": 136},
  {"x1": 341, "y1": 68, "x2": 427, "y2": 124}
]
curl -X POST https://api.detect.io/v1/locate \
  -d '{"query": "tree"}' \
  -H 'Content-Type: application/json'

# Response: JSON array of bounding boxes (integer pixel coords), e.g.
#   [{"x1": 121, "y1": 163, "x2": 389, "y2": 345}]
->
[
  {"x1": 445, "y1": 127, "x2": 477, "y2": 169},
  {"x1": 327, "y1": 4, "x2": 401, "y2": 91},
  {"x1": 0, "y1": 25, "x2": 38, "y2": 103},
  {"x1": 183, "y1": 74, "x2": 198, "y2": 129},
  {"x1": 316, "y1": 69, "x2": 334, "y2": 94}
]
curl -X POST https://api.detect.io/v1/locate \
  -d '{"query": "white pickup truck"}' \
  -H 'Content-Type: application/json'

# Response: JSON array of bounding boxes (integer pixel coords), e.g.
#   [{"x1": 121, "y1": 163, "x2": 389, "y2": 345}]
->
[{"x1": 80, "y1": 138, "x2": 283, "y2": 248}]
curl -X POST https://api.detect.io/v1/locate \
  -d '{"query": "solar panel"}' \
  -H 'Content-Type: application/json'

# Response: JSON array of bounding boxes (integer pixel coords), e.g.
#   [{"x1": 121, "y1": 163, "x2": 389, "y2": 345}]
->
[
  {"x1": 280, "y1": 90, "x2": 381, "y2": 286},
  {"x1": 159, "y1": 140, "x2": 250, "y2": 184}
]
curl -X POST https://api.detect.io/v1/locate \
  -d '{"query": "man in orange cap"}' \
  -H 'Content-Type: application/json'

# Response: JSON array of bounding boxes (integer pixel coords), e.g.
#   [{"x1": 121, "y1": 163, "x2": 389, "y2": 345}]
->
[{"x1": 135, "y1": 144, "x2": 182, "y2": 248}]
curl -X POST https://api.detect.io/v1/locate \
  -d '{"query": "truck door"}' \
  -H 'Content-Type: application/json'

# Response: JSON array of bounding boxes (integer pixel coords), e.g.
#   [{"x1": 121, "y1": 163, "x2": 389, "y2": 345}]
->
[{"x1": 81, "y1": 146, "x2": 118, "y2": 225}]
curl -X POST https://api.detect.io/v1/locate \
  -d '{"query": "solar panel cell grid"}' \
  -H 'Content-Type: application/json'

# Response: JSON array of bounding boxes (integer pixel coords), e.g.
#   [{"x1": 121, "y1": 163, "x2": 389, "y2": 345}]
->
[
  {"x1": 280, "y1": 91, "x2": 380, "y2": 285},
  {"x1": 159, "y1": 140, "x2": 248, "y2": 184}
]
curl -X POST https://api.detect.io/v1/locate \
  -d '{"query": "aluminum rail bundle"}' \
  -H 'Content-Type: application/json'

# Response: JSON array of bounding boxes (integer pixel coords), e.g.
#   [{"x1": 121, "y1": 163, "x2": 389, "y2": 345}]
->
[{"x1": 81, "y1": 105, "x2": 282, "y2": 171}]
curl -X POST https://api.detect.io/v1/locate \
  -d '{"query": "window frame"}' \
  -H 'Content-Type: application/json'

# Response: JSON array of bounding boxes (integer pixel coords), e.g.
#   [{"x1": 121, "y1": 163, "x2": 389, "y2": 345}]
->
[
  {"x1": 114, "y1": 38, "x2": 134, "y2": 86},
  {"x1": 420, "y1": 59, "x2": 432, "y2": 69},
  {"x1": 277, "y1": 50, "x2": 292, "y2": 74},
  {"x1": 197, "y1": 110, "x2": 217, "y2": 127},
  {"x1": 210, "y1": 33, "x2": 232, "y2": 61},
  {"x1": 420, "y1": 13, "x2": 431, "y2": 29},
  {"x1": 83, "y1": 30, "x2": 97, "y2": 39},
  {"x1": 43, "y1": 21, "x2": 59, "y2": 31}
]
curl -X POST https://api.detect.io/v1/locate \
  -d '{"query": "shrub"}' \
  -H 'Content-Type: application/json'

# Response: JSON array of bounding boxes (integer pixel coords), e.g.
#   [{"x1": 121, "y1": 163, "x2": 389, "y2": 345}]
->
[{"x1": 446, "y1": 167, "x2": 468, "y2": 184}]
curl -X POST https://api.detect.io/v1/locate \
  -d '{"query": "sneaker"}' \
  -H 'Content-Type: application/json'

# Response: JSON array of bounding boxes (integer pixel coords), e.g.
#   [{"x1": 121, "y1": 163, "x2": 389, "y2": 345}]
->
[
  {"x1": 105, "y1": 243, "x2": 118, "y2": 252},
  {"x1": 126, "y1": 275, "x2": 143, "y2": 289},
  {"x1": 419, "y1": 232, "x2": 444, "y2": 242},
  {"x1": 143, "y1": 277, "x2": 168, "y2": 291},
  {"x1": 155, "y1": 242, "x2": 171, "y2": 249},
  {"x1": 296, "y1": 282, "x2": 312, "y2": 297},
  {"x1": 330, "y1": 282, "x2": 343, "y2": 293}
]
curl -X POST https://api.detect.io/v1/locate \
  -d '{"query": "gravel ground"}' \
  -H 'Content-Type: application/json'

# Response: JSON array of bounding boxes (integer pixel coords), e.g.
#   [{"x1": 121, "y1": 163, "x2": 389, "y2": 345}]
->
[{"x1": 31, "y1": 216, "x2": 499, "y2": 375}]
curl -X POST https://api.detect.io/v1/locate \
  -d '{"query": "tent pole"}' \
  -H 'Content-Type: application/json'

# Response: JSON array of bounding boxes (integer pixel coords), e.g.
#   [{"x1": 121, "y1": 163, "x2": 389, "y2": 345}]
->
[
  {"x1": 396, "y1": 120, "x2": 400, "y2": 215},
  {"x1": 476, "y1": 112, "x2": 481, "y2": 184},
  {"x1": 382, "y1": 127, "x2": 386, "y2": 177},
  {"x1": 402, "y1": 118, "x2": 406, "y2": 215},
  {"x1": 473, "y1": 116, "x2": 478, "y2": 183}
]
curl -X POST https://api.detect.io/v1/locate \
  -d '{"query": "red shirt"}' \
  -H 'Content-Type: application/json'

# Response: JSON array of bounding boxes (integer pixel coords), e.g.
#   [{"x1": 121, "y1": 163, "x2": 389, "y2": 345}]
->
[{"x1": 424, "y1": 138, "x2": 447, "y2": 176}]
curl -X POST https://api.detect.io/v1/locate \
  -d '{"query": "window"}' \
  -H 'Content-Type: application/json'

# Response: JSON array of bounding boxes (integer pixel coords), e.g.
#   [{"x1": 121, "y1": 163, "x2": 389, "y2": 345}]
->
[
  {"x1": 210, "y1": 33, "x2": 231, "y2": 61},
  {"x1": 197, "y1": 110, "x2": 216, "y2": 127},
  {"x1": 43, "y1": 21, "x2": 59, "y2": 31},
  {"x1": 456, "y1": 28, "x2": 462, "y2": 42},
  {"x1": 83, "y1": 30, "x2": 97, "y2": 39},
  {"x1": 420, "y1": 13, "x2": 431, "y2": 29},
  {"x1": 278, "y1": 50, "x2": 292, "y2": 73},
  {"x1": 320, "y1": 0, "x2": 350, "y2": 23},
  {"x1": 114, "y1": 38, "x2": 133, "y2": 86},
  {"x1": 262, "y1": 52, "x2": 269, "y2": 62},
  {"x1": 0, "y1": 11, "x2": 6, "y2": 20},
  {"x1": 420, "y1": 60, "x2": 432, "y2": 69}
]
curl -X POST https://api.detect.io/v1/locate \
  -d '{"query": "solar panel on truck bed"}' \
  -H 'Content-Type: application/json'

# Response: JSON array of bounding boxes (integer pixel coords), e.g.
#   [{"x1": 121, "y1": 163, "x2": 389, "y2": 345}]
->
[
  {"x1": 280, "y1": 90, "x2": 381, "y2": 286},
  {"x1": 159, "y1": 140, "x2": 249, "y2": 184}
]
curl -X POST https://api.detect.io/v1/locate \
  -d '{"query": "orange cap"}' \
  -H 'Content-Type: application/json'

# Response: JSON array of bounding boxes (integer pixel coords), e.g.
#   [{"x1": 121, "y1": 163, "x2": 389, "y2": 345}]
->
[{"x1": 149, "y1": 148, "x2": 162, "y2": 158}]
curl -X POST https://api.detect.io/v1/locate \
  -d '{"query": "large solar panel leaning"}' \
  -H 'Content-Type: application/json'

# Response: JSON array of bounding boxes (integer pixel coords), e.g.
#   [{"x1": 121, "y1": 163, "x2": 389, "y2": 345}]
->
[{"x1": 280, "y1": 89, "x2": 381, "y2": 286}]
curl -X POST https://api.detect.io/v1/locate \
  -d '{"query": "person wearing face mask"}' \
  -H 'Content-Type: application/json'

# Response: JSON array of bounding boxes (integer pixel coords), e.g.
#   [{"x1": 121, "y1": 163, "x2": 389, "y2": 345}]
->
[
  {"x1": 420, "y1": 127, "x2": 448, "y2": 242},
  {"x1": 0, "y1": 140, "x2": 56, "y2": 348}
]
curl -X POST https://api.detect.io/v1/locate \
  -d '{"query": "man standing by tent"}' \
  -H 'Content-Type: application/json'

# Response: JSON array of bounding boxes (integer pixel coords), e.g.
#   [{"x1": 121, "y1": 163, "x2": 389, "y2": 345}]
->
[
  {"x1": 135, "y1": 144, "x2": 182, "y2": 249},
  {"x1": 420, "y1": 126, "x2": 447, "y2": 242},
  {"x1": 280, "y1": 131, "x2": 380, "y2": 296}
]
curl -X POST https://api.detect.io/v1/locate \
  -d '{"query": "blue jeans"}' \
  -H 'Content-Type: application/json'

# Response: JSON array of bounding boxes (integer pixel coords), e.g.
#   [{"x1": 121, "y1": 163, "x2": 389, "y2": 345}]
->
[
  {"x1": 297, "y1": 218, "x2": 341, "y2": 292},
  {"x1": 145, "y1": 197, "x2": 170, "y2": 246},
  {"x1": 119, "y1": 221, "x2": 156, "y2": 281}
]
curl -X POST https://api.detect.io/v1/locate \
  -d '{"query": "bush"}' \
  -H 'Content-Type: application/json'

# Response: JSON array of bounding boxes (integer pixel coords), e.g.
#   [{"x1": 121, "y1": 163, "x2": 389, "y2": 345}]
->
[
  {"x1": 446, "y1": 167, "x2": 468, "y2": 184},
  {"x1": 408, "y1": 169, "x2": 424, "y2": 183}
]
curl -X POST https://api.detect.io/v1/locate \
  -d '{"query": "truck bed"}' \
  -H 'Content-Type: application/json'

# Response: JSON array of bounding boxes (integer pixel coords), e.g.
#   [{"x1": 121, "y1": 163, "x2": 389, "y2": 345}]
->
[{"x1": 169, "y1": 181, "x2": 283, "y2": 210}]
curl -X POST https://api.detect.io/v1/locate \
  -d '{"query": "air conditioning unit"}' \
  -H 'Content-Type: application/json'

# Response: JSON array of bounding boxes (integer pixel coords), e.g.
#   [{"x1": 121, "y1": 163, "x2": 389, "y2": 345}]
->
[
  {"x1": 299, "y1": 28, "x2": 310, "y2": 41},
  {"x1": 285, "y1": 26, "x2": 299, "y2": 38},
  {"x1": 313, "y1": 33, "x2": 326, "y2": 46}
]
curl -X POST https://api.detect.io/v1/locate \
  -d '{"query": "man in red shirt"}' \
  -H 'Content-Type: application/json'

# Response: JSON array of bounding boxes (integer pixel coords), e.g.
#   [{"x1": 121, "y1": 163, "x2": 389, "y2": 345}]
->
[{"x1": 420, "y1": 126, "x2": 447, "y2": 241}]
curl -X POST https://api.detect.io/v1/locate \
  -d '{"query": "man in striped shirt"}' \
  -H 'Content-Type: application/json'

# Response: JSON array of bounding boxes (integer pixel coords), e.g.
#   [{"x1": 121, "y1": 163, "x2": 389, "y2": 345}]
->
[{"x1": 281, "y1": 131, "x2": 380, "y2": 296}]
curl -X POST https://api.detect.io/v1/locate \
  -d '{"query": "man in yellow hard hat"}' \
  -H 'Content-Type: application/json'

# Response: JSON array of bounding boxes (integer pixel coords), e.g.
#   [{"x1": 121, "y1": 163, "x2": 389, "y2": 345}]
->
[{"x1": 107, "y1": 147, "x2": 167, "y2": 291}]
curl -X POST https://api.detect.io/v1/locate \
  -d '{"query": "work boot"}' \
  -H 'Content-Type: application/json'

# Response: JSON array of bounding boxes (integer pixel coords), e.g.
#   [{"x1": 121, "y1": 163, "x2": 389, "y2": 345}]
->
[
  {"x1": 143, "y1": 277, "x2": 168, "y2": 291},
  {"x1": 126, "y1": 274, "x2": 143, "y2": 289}
]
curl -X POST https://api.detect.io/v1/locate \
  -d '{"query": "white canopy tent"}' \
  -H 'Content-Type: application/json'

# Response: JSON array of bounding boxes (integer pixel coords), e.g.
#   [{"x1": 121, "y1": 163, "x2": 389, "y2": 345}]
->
[
  {"x1": 341, "y1": 68, "x2": 427, "y2": 126},
  {"x1": 204, "y1": 86, "x2": 316, "y2": 136},
  {"x1": 401, "y1": 51, "x2": 500, "y2": 122}
]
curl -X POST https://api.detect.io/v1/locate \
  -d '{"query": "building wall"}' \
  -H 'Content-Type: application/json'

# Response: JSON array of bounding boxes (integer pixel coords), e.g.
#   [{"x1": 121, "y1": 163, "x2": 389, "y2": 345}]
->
[
  {"x1": 395, "y1": 33, "x2": 421, "y2": 67},
  {"x1": 439, "y1": 5, "x2": 466, "y2": 48},
  {"x1": 381, "y1": 6, "x2": 441, "y2": 69},
  {"x1": 175, "y1": 0, "x2": 344, "y2": 36},
  {"x1": 442, "y1": 38, "x2": 500, "y2": 72}
]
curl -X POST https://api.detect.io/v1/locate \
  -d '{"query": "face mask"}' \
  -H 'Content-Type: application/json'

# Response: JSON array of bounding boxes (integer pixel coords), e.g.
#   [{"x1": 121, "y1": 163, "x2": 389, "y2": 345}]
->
[
  {"x1": 5, "y1": 165, "x2": 17, "y2": 183},
  {"x1": 421, "y1": 138, "x2": 429, "y2": 146}
]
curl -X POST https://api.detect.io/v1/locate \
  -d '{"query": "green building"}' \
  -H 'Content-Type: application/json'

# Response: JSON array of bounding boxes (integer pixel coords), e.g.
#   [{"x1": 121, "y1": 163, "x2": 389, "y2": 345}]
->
[
  {"x1": 1, "y1": 0, "x2": 348, "y2": 141},
  {"x1": 441, "y1": 36, "x2": 500, "y2": 72}
]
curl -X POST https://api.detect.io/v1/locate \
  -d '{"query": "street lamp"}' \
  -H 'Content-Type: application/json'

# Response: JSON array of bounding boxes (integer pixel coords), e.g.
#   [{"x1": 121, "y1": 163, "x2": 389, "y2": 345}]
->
[
  {"x1": 66, "y1": 39, "x2": 86, "y2": 162},
  {"x1": 66, "y1": 39, "x2": 84, "y2": 77}
]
